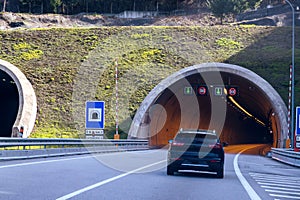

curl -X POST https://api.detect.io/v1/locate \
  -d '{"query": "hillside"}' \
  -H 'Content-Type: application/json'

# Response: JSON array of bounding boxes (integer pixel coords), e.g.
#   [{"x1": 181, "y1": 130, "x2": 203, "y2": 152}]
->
[
  {"x1": 0, "y1": 12, "x2": 222, "y2": 29},
  {"x1": 0, "y1": 25, "x2": 299, "y2": 138}
]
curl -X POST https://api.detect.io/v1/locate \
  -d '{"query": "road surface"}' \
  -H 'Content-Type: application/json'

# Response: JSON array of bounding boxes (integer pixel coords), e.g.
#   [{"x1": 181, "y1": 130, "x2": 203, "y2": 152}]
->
[{"x1": 0, "y1": 144, "x2": 299, "y2": 200}]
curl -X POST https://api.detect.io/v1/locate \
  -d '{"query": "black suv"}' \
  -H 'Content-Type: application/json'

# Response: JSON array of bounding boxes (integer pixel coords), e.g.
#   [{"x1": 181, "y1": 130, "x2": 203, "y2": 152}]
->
[{"x1": 167, "y1": 129, "x2": 226, "y2": 178}]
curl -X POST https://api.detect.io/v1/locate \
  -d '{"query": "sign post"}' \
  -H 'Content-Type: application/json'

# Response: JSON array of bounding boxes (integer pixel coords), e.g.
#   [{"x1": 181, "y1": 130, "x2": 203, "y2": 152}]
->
[
  {"x1": 295, "y1": 107, "x2": 300, "y2": 151},
  {"x1": 85, "y1": 101, "x2": 105, "y2": 139}
]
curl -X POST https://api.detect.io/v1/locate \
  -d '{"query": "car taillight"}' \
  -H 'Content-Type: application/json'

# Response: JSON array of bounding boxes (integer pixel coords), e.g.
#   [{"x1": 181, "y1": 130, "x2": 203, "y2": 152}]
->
[{"x1": 172, "y1": 141, "x2": 184, "y2": 146}]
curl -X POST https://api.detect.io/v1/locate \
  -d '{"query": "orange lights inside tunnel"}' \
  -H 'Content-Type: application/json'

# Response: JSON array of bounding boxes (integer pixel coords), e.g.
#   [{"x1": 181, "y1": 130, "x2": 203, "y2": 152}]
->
[
  {"x1": 128, "y1": 63, "x2": 287, "y2": 148},
  {"x1": 148, "y1": 72, "x2": 275, "y2": 146},
  {"x1": 184, "y1": 82, "x2": 267, "y2": 128}
]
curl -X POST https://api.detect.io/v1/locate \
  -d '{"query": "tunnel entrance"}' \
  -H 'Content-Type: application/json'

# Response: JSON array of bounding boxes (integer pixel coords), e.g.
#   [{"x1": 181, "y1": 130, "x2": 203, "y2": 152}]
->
[
  {"x1": 0, "y1": 70, "x2": 19, "y2": 137},
  {"x1": 0, "y1": 59, "x2": 37, "y2": 138},
  {"x1": 129, "y1": 63, "x2": 288, "y2": 148},
  {"x1": 148, "y1": 72, "x2": 272, "y2": 146}
]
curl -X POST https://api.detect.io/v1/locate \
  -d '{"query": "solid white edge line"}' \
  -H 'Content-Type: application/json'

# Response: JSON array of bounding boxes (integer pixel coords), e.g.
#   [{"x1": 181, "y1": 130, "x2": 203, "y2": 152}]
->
[
  {"x1": 233, "y1": 146, "x2": 262, "y2": 200},
  {"x1": 0, "y1": 151, "x2": 146, "y2": 169},
  {"x1": 0, "y1": 155, "x2": 94, "y2": 169},
  {"x1": 56, "y1": 160, "x2": 166, "y2": 200}
]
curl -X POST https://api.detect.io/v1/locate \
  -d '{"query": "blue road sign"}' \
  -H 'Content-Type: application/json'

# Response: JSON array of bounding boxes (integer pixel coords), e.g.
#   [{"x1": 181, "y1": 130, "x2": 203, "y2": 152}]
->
[
  {"x1": 296, "y1": 107, "x2": 300, "y2": 148},
  {"x1": 86, "y1": 101, "x2": 105, "y2": 129},
  {"x1": 296, "y1": 107, "x2": 300, "y2": 135}
]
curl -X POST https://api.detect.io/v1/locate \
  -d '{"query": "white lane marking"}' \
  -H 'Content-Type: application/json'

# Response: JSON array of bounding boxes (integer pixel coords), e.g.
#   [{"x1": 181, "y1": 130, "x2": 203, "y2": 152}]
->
[
  {"x1": 0, "y1": 191, "x2": 15, "y2": 195},
  {"x1": 252, "y1": 175, "x2": 300, "y2": 181},
  {"x1": 253, "y1": 178, "x2": 298, "y2": 184},
  {"x1": 270, "y1": 193, "x2": 300, "y2": 199},
  {"x1": 265, "y1": 189, "x2": 300, "y2": 196},
  {"x1": 0, "y1": 150, "x2": 147, "y2": 169},
  {"x1": 0, "y1": 155, "x2": 94, "y2": 169},
  {"x1": 56, "y1": 160, "x2": 166, "y2": 200},
  {"x1": 233, "y1": 146, "x2": 262, "y2": 200},
  {"x1": 250, "y1": 172, "x2": 300, "y2": 181},
  {"x1": 258, "y1": 182, "x2": 300, "y2": 188},
  {"x1": 262, "y1": 185, "x2": 300, "y2": 192}
]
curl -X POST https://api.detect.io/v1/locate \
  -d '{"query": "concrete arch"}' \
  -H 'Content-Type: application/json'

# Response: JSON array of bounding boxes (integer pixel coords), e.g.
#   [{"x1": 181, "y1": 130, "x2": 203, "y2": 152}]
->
[
  {"x1": 0, "y1": 59, "x2": 37, "y2": 138},
  {"x1": 128, "y1": 63, "x2": 288, "y2": 148}
]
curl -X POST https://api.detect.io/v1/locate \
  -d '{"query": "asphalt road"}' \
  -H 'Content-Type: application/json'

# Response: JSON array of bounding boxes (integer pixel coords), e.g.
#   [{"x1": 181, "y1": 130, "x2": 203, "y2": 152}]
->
[{"x1": 0, "y1": 144, "x2": 299, "y2": 200}]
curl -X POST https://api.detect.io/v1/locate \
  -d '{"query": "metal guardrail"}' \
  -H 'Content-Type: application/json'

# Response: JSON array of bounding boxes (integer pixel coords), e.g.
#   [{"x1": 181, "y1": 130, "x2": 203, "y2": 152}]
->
[
  {"x1": 271, "y1": 148, "x2": 300, "y2": 167},
  {"x1": 0, "y1": 138, "x2": 148, "y2": 148},
  {"x1": 0, "y1": 138, "x2": 149, "y2": 161}
]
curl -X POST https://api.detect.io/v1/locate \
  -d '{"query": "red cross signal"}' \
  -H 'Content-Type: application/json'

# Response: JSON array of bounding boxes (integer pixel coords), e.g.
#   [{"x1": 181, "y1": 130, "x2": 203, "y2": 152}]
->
[{"x1": 228, "y1": 87, "x2": 237, "y2": 96}]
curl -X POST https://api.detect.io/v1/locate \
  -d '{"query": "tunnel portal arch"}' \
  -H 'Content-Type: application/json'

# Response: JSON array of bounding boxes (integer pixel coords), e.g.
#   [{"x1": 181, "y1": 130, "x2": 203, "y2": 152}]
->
[
  {"x1": 0, "y1": 59, "x2": 37, "y2": 138},
  {"x1": 128, "y1": 63, "x2": 288, "y2": 148}
]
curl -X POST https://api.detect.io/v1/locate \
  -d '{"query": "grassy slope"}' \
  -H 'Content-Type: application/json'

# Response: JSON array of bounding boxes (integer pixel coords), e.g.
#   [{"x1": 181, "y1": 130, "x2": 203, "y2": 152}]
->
[{"x1": 0, "y1": 26, "x2": 299, "y2": 138}]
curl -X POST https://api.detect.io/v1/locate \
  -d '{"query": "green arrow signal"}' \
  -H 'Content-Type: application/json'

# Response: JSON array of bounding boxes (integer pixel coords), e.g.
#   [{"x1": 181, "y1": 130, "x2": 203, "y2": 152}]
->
[
  {"x1": 215, "y1": 87, "x2": 222, "y2": 96},
  {"x1": 184, "y1": 87, "x2": 193, "y2": 95}
]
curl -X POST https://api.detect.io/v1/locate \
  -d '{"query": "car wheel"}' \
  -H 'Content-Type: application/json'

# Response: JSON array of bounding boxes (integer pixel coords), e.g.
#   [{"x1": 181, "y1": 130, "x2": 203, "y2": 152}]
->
[
  {"x1": 216, "y1": 167, "x2": 224, "y2": 178},
  {"x1": 167, "y1": 165, "x2": 175, "y2": 175}
]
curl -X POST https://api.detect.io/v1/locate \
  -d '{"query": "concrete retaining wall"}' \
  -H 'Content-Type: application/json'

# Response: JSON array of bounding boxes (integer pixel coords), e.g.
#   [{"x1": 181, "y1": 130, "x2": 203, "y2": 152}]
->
[{"x1": 117, "y1": 11, "x2": 158, "y2": 18}]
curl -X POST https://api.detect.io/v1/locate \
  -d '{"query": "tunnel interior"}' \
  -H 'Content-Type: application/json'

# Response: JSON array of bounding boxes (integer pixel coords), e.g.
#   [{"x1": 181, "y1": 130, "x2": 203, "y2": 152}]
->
[
  {"x1": 0, "y1": 70, "x2": 19, "y2": 137},
  {"x1": 149, "y1": 71, "x2": 279, "y2": 146}
]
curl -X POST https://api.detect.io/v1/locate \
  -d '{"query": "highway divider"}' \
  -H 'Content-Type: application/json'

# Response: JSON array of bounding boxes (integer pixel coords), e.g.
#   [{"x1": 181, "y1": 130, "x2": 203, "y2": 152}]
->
[
  {"x1": 271, "y1": 148, "x2": 300, "y2": 167},
  {"x1": 0, "y1": 138, "x2": 149, "y2": 161}
]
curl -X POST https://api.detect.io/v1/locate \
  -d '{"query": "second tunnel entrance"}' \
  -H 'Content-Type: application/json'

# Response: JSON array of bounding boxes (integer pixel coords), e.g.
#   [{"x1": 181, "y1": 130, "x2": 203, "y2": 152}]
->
[
  {"x1": 0, "y1": 59, "x2": 37, "y2": 138},
  {"x1": 0, "y1": 70, "x2": 19, "y2": 137}
]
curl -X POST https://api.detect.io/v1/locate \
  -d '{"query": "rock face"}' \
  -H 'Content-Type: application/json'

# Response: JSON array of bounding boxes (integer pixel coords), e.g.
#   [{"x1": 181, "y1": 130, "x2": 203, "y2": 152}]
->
[
  {"x1": 1, "y1": 3, "x2": 300, "y2": 30},
  {"x1": 0, "y1": 11, "x2": 281, "y2": 30},
  {"x1": 0, "y1": 9, "x2": 298, "y2": 30}
]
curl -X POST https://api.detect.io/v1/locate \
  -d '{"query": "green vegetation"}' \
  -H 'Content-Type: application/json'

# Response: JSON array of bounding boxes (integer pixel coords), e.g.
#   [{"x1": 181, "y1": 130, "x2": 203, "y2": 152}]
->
[
  {"x1": 216, "y1": 38, "x2": 242, "y2": 49},
  {"x1": 12, "y1": 42, "x2": 44, "y2": 60},
  {"x1": 207, "y1": 0, "x2": 262, "y2": 24},
  {"x1": 0, "y1": 26, "x2": 299, "y2": 138}
]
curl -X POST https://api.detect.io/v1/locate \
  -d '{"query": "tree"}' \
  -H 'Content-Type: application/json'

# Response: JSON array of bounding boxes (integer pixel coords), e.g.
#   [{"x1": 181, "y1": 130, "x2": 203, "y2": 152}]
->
[
  {"x1": 231, "y1": 0, "x2": 263, "y2": 15},
  {"x1": 207, "y1": 0, "x2": 234, "y2": 24},
  {"x1": 60, "y1": 0, "x2": 78, "y2": 14},
  {"x1": 248, "y1": 0, "x2": 263, "y2": 9},
  {"x1": 207, "y1": 0, "x2": 263, "y2": 24},
  {"x1": 2, "y1": 0, "x2": 7, "y2": 12},
  {"x1": 50, "y1": 0, "x2": 62, "y2": 13},
  {"x1": 232, "y1": 0, "x2": 248, "y2": 15},
  {"x1": 20, "y1": 0, "x2": 39, "y2": 13}
]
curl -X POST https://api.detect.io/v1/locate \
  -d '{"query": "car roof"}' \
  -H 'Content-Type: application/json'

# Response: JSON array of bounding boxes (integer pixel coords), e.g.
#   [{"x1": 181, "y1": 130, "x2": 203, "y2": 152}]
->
[{"x1": 177, "y1": 129, "x2": 217, "y2": 136}]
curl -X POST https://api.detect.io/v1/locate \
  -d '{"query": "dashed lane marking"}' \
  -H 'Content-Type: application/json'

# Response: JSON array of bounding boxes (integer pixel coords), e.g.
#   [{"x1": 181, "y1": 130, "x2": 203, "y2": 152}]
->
[{"x1": 56, "y1": 160, "x2": 166, "y2": 200}]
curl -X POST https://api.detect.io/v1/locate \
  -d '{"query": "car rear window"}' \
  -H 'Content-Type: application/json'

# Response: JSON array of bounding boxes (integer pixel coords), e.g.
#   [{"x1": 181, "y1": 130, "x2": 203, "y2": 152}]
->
[{"x1": 174, "y1": 132, "x2": 217, "y2": 144}]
